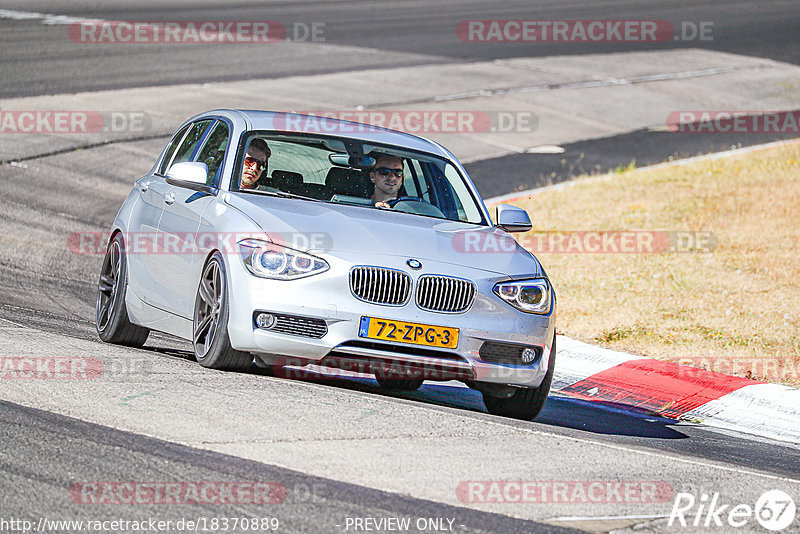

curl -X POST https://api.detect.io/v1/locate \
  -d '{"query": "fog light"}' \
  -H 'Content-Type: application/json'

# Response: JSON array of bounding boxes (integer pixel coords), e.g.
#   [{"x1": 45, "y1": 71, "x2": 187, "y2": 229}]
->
[
  {"x1": 521, "y1": 348, "x2": 537, "y2": 363},
  {"x1": 256, "y1": 313, "x2": 276, "y2": 329}
]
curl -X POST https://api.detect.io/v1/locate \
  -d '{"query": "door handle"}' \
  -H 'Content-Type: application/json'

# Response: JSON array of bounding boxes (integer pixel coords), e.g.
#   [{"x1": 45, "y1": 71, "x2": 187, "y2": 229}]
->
[{"x1": 164, "y1": 192, "x2": 175, "y2": 205}]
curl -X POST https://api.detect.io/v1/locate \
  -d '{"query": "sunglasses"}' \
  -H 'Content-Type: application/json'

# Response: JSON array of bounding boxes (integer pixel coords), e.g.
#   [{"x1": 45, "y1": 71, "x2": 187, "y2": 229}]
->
[
  {"x1": 375, "y1": 167, "x2": 404, "y2": 178},
  {"x1": 244, "y1": 156, "x2": 267, "y2": 171}
]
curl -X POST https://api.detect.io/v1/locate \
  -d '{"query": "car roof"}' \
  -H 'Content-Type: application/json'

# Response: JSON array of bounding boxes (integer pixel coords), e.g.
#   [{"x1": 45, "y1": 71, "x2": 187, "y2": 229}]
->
[{"x1": 195, "y1": 109, "x2": 454, "y2": 159}]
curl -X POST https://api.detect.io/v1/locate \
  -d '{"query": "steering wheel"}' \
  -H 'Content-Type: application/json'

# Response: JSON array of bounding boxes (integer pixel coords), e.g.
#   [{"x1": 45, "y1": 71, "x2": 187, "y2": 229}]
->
[
  {"x1": 387, "y1": 196, "x2": 445, "y2": 218},
  {"x1": 387, "y1": 196, "x2": 424, "y2": 207}
]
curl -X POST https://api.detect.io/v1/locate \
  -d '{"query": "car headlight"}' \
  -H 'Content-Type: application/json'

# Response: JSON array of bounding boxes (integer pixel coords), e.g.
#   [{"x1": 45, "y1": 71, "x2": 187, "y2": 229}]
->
[
  {"x1": 237, "y1": 239, "x2": 329, "y2": 280},
  {"x1": 493, "y1": 279, "x2": 551, "y2": 314}
]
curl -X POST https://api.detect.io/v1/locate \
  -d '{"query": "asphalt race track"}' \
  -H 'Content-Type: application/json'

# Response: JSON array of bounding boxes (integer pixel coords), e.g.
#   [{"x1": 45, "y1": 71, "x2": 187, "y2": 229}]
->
[
  {"x1": 1, "y1": 1, "x2": 800, "y2": 533},
  {"x1": 3, "y1": 0, "x2": 800, "y2": 96}
]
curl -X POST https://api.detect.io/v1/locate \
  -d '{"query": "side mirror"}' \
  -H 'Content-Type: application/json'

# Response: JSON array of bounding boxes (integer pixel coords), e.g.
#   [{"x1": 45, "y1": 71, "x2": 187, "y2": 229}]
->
[
  {"x1": 496, "y1": 204, "x2": 532, "y2": 233},
  {"x1": 165, "y1": 162, "x2": 214, "y2": 193}
]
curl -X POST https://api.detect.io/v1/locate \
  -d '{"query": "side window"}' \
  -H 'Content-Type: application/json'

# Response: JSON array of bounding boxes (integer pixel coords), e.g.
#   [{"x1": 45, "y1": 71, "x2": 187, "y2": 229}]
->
[
  {"x1": 196, "y1": 121, "x2": 230, "y2": 185},
  {"x1": 158, "y1": 124, "x2": 191, "y2": 175},
  {"x1": 168, "y1": 119, "x2": 214, "y2": 170}
]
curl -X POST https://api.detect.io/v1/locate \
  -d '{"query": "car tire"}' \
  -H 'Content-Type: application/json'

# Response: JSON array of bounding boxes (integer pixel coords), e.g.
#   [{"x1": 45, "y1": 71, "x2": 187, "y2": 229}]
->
[
  {"x1": 193, "y1": 252, "x2": 253, "y2": 372},
  {"x1": 96, "y1": 233, "x2": 150, "y2": 347},
  {"x1": 375, "y1": 375, "x2": 424, "y2": 391},
  {"x1": 482, "y1": 337, "x2": 556, "y2": 420}
]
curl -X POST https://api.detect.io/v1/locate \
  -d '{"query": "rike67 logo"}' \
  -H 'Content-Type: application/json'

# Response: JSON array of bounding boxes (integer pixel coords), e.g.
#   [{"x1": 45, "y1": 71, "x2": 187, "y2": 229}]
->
[{"x1": 669, "y1": 490, "x2": 796, "y2": 531}]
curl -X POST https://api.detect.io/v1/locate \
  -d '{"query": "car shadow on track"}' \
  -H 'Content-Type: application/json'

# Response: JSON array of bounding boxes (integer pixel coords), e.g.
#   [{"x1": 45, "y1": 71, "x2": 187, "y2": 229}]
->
[
  {"x1": 535, "y1": 396, "x2": 687, "y2": 439},
  {"x1": 141, "y1": 343, "x2": 688, "y2": 440},
  {"x1": 244, "y1": 362, "x2": 689, "y2": 440}
]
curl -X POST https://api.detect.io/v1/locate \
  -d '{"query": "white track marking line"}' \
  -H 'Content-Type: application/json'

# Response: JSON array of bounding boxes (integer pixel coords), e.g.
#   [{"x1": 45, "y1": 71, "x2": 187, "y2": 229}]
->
[
  {"x1": 0, "y1": 9, "x2": 96, "y2": 25},
  {"x1": 0, "y1": 316, "x2": 27, "y2": 328}
]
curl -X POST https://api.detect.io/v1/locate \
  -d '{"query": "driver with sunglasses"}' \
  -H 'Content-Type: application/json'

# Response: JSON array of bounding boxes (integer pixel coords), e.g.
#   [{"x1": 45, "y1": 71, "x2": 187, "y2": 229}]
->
[
  {"x1": 369, "y1": 154, "x2": 405, "y2": 208},
  {"x1": 240, "y1": 138, "x2": 271, "y2": 189}
]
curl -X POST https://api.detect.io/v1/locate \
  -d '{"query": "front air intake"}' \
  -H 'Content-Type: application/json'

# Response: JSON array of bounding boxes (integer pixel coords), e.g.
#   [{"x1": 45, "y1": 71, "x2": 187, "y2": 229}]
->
[{"x1": 253, "y1": 311, "x2": 327, "y2": 338}]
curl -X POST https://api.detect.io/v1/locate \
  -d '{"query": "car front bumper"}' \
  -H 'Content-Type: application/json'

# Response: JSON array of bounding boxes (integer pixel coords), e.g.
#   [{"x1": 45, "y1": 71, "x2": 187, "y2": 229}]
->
[{"x1": 225, "y1": 251, "x2": 556, "y2": 388}]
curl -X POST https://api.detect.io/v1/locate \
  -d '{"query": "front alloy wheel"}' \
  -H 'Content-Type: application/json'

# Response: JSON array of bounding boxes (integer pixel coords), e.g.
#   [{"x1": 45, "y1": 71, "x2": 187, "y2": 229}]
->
[{"x1": 192, "y1": 253, "x2": 252, "y2": 371}]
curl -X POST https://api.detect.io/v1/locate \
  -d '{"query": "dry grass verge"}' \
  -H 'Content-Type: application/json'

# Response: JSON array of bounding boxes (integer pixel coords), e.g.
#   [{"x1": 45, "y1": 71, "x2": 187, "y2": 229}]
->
[{"x1": 503, "y1": 141, "x2": 800, "y2": 386}]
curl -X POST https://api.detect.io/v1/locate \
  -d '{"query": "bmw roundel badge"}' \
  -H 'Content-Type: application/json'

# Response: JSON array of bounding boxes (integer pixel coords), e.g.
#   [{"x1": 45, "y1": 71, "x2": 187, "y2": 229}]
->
[{"x1": 407, "y1": 259, "x2": 422, "y2": 270}]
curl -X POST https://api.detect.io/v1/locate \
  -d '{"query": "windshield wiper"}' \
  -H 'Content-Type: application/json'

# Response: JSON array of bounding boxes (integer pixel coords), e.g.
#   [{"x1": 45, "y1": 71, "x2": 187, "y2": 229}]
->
[{"x1": 243, "y1": 189, "x2": 322, "y2": 202}]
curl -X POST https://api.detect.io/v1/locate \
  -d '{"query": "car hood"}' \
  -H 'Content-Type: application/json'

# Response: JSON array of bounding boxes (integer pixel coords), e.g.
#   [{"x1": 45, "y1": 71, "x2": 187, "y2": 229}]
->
[{"x1": 225, "y1": 193, "x2": 543, "y2": 277}]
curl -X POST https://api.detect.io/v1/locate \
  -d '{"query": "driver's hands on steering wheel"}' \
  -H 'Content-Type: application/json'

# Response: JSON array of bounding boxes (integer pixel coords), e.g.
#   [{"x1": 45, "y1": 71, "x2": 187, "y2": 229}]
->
[{"x1": 374, "y1": 201, "x2": 392, "y2": 209}]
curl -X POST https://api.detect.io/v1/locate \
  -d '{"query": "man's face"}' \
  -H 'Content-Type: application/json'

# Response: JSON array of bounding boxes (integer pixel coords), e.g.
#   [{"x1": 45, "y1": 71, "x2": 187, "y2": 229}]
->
[
  {"x1": 370, "y1": 156, "x2": 404, "y2": 198},
  {"x1": 240, "y1": 145, "x2": 268, "y2": 189}
]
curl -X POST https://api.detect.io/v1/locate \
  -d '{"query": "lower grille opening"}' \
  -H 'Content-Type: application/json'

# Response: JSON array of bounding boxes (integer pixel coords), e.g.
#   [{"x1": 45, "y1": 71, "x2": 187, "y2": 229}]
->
[
  {"x1": 337, "y1": 340, "x2": 465, "y2": 361},
  {"x1": 322, "y1": 354, "x2": 474, "y2": 381},
  {"x1": 479, "y1": 342, "x2": 542, "y2": 366}
]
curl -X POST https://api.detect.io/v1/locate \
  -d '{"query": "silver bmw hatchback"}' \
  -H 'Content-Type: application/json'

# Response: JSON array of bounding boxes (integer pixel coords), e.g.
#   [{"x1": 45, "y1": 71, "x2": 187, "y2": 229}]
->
[{"x1": 96, "y1": 109, "x2": 557, "y2": 420}]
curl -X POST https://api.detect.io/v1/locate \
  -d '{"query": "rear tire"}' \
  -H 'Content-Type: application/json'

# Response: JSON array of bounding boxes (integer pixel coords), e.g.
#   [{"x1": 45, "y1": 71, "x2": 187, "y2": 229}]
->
[
  {"x1": 95, "y1": 233, "x2": 150, "y2": 347},
  {"x1": 192, "y1": 253, "x2": 253, "y2": 372},
  {"x1": 482, "y1": 338, "x2": 556, "y2": 420}
]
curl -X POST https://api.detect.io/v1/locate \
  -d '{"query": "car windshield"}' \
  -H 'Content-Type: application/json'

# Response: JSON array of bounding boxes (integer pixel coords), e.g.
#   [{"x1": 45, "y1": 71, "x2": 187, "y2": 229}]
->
[{"x1": 235, "y1": 133, "x2": 487, "y2": 225}]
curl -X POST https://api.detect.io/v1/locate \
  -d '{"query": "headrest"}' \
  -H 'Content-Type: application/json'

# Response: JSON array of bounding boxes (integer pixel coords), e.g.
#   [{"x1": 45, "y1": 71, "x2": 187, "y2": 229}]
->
[
  {"x1": 325, "y1": 167, "x2": 370, "y2": 197},
  {"x1": 271, "y1": 170, "x2": 304, "y2": 190}
]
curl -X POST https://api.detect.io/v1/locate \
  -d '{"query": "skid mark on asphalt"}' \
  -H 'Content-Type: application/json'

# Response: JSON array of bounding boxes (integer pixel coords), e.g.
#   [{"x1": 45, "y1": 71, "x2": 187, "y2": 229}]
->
[{"x1": 0, "y1": 133, "x2": 170, "y2": 165}]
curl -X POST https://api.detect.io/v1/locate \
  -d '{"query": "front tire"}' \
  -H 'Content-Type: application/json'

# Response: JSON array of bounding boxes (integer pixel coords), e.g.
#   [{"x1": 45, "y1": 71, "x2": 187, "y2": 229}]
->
[
  {"x1": 482, "y1": 338, "x2": 556, "y2": 420},
  {"x1": 192, "y1": 253, "x2": 253, "y2": 371},
  {"x1": 95, "y1": 233, "x2": 150, "y2": 347}
]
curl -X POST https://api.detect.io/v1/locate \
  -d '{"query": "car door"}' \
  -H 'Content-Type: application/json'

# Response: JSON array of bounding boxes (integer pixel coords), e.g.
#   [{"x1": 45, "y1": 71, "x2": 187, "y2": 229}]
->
[
  {"x1": 127, "y1": 122, "x2": 192, "y2": 305},
  {"x1": 135, "y1": 118, "x2": 215, "y2": 311},
  {"x1": 155, "y1": 119, "x2": 231, "y2": 318}
]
